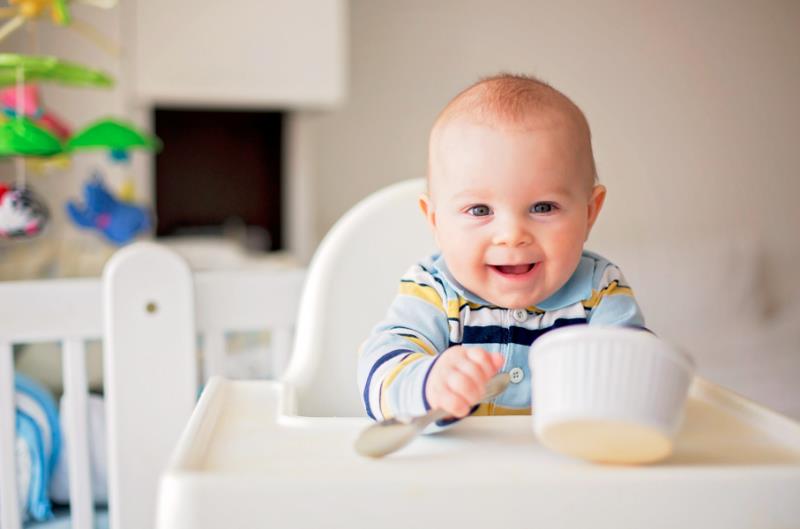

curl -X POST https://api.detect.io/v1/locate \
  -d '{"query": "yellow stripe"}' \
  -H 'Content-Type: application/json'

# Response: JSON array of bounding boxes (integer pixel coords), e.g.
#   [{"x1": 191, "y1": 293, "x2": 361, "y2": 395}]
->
[
  {"x1": 447, "y1": 298, "x2": 462, "y2": 320},
  {"x1": 379, "y1": 352, "x2": 426, "y2": 418},
  {"x1": 401, "y1": 335, "x2": 436, "y2": 357},
  {"x1": 399, "y1": 282, "x2": 443, "y2": 312},
  {"x1": 464, "y1": 300, "x2": 484, "y2": 310},
  {"x1": 473, "y1": 403, "x2": 532, "y2": 416},
  {"x1": 582, "y1": 281, "x2": 634, "y2": 309},
  {"x1": 492, "y1": 405, "x2": 532, "y2": 416},
  {"x1": 525, "y1": 305, "x2": 545, "y2": 314}
]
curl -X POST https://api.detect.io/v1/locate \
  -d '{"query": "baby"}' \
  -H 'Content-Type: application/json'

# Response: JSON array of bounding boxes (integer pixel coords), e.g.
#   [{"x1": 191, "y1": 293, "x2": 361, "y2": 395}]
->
[{"x1": 358, "y1": 74, "x2": 644, "y2": 425}]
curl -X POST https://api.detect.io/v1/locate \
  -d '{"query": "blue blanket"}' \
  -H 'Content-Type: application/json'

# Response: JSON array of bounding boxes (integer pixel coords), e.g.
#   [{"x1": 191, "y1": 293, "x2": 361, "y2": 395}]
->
[{"x1": 13, "y1": 373, "x2": 61, "y2": 522}]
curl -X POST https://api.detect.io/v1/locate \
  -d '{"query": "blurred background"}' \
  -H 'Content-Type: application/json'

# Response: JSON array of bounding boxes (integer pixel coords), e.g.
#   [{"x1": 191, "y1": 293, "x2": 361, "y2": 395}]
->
[{"x1": 1, "y1": 0, "x2": 798, "y2": 415}]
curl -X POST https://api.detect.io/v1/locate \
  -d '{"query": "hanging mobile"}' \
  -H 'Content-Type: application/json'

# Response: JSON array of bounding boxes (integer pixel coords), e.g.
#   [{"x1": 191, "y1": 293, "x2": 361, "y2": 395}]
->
[
  {"x1": 0, "y1": 54, "x2": 113, "y2": 239},
  {"x1": 65, "y1": 119, "x2": 161, "y2": 245}
]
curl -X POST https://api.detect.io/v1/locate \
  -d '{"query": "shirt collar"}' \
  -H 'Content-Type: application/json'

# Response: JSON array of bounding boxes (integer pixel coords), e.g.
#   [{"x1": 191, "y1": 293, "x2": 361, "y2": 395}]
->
[{"x1": 432, "y1": 253, "x2": 594, "y2": 311}]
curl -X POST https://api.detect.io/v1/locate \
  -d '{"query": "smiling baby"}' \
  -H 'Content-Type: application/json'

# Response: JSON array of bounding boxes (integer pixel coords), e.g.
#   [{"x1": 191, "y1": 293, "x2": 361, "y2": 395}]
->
[{"x1": 358, "y1": 73, "x2": 645, "y2": 426}]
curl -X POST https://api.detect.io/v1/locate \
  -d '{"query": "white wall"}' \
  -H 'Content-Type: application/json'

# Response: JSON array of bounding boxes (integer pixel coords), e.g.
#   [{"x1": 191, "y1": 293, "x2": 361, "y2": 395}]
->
[
  {"x1": 312, "y1": 0, "x2": 800, "y2": 309},
  {"x1": 2, "y1": 0, "x2": 798, "y2": 305}
]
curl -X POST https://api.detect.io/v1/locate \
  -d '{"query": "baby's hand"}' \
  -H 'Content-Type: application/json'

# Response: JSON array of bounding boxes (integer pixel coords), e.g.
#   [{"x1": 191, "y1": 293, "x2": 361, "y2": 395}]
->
[{"x1": 425, "y1": 346, "x2": 505, "y2": 418}]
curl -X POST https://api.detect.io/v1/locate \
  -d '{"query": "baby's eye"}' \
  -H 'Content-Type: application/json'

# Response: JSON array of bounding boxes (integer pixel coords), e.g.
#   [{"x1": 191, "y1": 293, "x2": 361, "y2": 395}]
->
[
  {"x1": 531, "y1": 202, "x2": 557, "y2": 214},
  {"x1": 467, "y1": 204, "x2": 492, "y2": 217}
]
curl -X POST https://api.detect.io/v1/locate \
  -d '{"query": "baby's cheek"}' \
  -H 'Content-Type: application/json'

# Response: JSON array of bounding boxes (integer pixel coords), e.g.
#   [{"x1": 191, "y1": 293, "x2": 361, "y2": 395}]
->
[{"x1": 547, "y1": 226, "x2": 585, "y2": 258}]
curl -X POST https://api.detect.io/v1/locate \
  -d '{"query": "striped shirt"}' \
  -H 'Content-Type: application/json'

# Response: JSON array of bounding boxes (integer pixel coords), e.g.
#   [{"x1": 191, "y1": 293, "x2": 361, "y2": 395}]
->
[{"x1": 358, "y1": 250, "x2": 644, "y2": 424}]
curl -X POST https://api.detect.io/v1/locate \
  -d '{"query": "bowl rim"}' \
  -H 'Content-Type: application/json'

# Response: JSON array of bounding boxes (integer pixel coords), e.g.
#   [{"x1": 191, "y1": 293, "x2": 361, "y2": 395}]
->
[{"x1": 530, "y1": 324, "x2": 696, "y2": 373}]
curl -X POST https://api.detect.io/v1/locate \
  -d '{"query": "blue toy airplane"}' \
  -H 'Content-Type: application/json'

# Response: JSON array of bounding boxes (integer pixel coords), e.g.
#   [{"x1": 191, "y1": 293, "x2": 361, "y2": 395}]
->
[{"x1": 66, "y1": 175, "x2": 151, "y2": 245}]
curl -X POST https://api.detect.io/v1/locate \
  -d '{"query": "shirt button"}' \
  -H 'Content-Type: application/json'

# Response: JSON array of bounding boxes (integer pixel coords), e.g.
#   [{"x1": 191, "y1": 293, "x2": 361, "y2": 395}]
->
[
  {"x1": 509, "y1": 367, "x2": 524, "y2": 384},
  {"x1": 512, "y1": 308, "x2": 528, "y2": 323}
]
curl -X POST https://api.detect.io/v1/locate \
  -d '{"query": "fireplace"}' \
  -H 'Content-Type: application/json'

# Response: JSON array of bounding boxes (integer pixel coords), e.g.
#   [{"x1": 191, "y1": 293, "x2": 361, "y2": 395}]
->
[{"x1": 153, "y1": 108, "x2": 284, "y2": 252}]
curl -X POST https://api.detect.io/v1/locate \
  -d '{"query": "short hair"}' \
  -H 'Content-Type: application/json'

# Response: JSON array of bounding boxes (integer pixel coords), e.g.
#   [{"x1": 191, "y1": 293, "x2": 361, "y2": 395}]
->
[{"x1": 428, "y1": 73, "x2": 598, "y2": 185}]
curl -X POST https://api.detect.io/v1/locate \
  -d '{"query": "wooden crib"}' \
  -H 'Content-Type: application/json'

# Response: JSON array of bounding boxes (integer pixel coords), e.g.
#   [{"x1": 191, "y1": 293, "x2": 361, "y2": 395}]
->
[{"x1": 0, "y1": 242, "x2": 305, "y2": 529}]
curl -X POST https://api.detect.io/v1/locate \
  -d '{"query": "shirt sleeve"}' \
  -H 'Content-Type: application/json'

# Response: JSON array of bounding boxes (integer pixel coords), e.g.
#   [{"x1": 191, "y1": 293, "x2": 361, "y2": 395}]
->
[
  {"x1": 585, "y1": 261, "x2": 646, "y2": 328},
  {"x1": 358, "y1": 264, "x2": 452, "y2": 422}
]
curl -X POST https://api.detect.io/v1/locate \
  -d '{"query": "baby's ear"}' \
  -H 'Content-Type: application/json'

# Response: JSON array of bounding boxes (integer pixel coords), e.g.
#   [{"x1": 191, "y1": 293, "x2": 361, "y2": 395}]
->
[
  {"x1": 418, "y1": 193, "x2": 437, "y2": 229},
  {"x1": 586, "y1": 184, "x2": 606, "y2": 235}
]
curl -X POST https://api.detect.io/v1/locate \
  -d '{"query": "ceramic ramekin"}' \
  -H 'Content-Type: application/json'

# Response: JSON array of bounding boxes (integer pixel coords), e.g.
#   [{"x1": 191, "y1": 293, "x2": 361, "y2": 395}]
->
[{"x1": 530, "y1": 325, "x2": 695, "y2": 464}]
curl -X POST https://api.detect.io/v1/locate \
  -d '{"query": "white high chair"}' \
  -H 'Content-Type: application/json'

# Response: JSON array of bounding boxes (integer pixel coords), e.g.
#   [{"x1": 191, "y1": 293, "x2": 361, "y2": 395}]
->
[
  {"x1": 282, "y1": 178, "x2": 435, "y2": 417},
  {"x1": 155, "y1": 178, "x2": 800, "y2": 529}
]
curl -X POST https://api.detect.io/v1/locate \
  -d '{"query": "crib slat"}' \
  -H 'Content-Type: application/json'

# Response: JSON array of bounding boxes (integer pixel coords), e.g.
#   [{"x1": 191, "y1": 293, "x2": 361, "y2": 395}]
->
[
  {"x1": 62, "y1": 339, "x2": 94, "y2": 529},
  {"x1": 203, "y1": 330, "x2": 226, "y2": 380},
  {"x1": 0, "y1": 340, "x2": 22, "y2": 529},
  {"x1": 271, "y1": 327, "x2": 294, "y2": 379},
  {"x1": 104, "y1": 242, "x2": 198, "y2": 529}
]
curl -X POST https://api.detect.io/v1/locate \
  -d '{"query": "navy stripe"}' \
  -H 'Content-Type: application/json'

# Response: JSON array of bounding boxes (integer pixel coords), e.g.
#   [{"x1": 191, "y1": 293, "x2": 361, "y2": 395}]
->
[
  {"x1": 363, "y1": 349, "x2": 412, "y2": 420},
  {"x1": 435, "y1": 403, "x2": 480, "y2": 428},
  {"x1": 418, "y1": 263, "x2": 449, "y2": 293},
  {"x1": 400, "y1": 272, "x2": 448, "y2": 296},
  {"x1": 463, "y1": 317, "x2": 587, "y2": 347},
  {"x1": 463, "y1": 325, "x2": 508, "y2": 345},
  {"x1": 421, "y1": 352, "x2": 443, "y2": 412},
  {"x1": 388, "y1": 326, "x2": 416, "y2": 332},
  {"x1": 459, "y1": 302, "x2": 501, "y2": 311},
  {"x1": 585, "y1": 280, "x2": 633, "y2": 298},
  {"x1": 398, "y1": 277, "x2": 445, "y2": 295}
]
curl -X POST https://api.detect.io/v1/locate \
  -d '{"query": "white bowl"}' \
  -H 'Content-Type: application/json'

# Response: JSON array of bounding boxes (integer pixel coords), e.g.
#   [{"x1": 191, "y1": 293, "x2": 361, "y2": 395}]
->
[{"x1": 530, "y1": 325, "x2": 695, "y2": 464}]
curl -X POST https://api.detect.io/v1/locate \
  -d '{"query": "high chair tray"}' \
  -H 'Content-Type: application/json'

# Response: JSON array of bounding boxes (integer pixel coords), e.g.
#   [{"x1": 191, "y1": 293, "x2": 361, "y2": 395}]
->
[{"x1": 157, "y1": 376, "x2": 800, "y2": 529}]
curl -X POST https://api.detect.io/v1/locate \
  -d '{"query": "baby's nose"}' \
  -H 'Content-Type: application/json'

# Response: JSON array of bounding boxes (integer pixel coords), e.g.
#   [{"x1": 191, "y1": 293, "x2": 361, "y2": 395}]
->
[{"x1": 493, "y1": 218, "x2": 532, "y2": 247}]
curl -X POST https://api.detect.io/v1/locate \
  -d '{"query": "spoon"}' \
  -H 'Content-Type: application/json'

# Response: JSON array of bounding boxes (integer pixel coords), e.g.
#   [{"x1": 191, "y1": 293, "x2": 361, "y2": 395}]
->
[{"x1": 354, "y1": 372, "x2": 512, "y2": 458}]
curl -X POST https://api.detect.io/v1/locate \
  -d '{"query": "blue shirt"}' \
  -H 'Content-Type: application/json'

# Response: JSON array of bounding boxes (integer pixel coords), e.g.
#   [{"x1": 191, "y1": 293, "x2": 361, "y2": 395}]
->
[{"x1": 358, "y1": 250, "x2": 645, "y2": 423}]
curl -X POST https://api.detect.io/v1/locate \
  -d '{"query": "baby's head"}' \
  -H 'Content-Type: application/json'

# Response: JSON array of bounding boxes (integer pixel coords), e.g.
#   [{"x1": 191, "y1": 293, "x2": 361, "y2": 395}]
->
[{"x1": 420, "y1": 74, "x2": 606, "y2": 309}]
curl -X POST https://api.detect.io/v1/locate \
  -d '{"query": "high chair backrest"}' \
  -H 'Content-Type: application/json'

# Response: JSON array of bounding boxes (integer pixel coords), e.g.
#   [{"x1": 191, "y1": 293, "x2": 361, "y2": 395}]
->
[{"x1": 283, "y1": 178, "x2": 436, "y2": 417}]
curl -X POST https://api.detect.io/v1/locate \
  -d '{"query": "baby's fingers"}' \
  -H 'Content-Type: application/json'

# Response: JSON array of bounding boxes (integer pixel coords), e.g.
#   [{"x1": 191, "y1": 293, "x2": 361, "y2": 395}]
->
[
  {"x1": 489, "y1": 352, "x2": 505, "y2": 371},
  {"x1": 454, "y1": 355, "x2": 491, "y2": 386},
  {"x1": 437, "y1": 391, "x2": 473, "y2": 418},
  {"x1": 446, "y1": 370, "x2": 484, "y2": 407},
  {"x1": 465, "y1": 348, "x2": 504, "y2": 379}
]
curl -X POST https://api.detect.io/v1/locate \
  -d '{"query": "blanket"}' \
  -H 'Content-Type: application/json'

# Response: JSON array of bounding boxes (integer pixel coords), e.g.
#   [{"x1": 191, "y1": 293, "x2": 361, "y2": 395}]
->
[
  {"x1": 10, "y1": 373, "x2": 60, "y2": 522},
  {"x1": 4, "y1": 374, "x2": 109, "y2": 523}
]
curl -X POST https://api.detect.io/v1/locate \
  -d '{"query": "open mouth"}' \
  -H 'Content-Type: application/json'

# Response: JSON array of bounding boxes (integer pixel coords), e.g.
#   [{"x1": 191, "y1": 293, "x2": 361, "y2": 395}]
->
[{"x1": 490, "y1": 263, "x2": 536, "y2": 275}]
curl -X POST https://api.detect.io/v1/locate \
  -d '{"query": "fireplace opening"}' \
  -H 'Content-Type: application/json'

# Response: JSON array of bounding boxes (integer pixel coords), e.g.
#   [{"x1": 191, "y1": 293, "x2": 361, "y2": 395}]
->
[{"x1": 153, "y1": 107, "x2": 283, "y2": 252}]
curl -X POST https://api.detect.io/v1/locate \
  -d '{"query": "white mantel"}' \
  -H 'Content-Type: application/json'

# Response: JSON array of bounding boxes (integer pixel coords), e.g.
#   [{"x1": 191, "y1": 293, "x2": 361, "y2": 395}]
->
[
  {"x1": 127, "y1": 0, "x2": 347, "y2": 109},
  {"x1": 120, "y1": 0, "x2": 349, "y2": 261}
]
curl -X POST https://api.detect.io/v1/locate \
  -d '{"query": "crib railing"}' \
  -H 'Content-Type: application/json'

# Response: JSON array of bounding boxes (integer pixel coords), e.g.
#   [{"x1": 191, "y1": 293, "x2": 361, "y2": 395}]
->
[
  {"x1": 0, "y1": 277, "x2": 102, "y2": 529},
  {"x1": 194, "y1": 269, "x2": 301, "y2": 381},
  {"x1": 0, "y1": 242, "x2": 305, "y2": 529}
]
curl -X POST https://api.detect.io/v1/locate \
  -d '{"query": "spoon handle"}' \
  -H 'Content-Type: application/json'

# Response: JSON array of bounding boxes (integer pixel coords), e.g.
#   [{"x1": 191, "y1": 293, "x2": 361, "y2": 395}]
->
[
  {"x1": 354, "y1": 372, "x2": 512, "y2": 458},
  {"x1": 410, "y1": 408, "x2": 450, "y2": 430},
  {"x1": 412, "y1": 372, "x2": 510, "y2": 430}
]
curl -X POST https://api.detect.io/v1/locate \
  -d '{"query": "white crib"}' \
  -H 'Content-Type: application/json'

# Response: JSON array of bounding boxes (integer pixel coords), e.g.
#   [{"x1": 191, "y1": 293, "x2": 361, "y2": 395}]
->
[{"x1": 0, "y1": 242, "x2": 306, "y2": 529}]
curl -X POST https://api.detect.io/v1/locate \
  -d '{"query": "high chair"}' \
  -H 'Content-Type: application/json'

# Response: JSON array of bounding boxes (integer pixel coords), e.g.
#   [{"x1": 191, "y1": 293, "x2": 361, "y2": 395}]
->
[
  {"x1": 154, "y1": 179, "x2": 800, "y2": 529},
  {"x1": 282, "y1": 178, "x2": 435, "y2": 417}
]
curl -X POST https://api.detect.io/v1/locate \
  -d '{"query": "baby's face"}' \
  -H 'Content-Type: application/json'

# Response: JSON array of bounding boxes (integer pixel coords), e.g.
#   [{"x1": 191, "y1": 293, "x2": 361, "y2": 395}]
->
[{"x1": 422, "y1": 117, "x2": 605, "y2": 309}]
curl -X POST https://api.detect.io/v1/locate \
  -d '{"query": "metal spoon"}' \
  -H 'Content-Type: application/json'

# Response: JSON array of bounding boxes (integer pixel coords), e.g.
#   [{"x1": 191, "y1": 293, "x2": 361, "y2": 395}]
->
[{"x1": 354, "y1": 372, "x2": 511, "y2": 458}]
